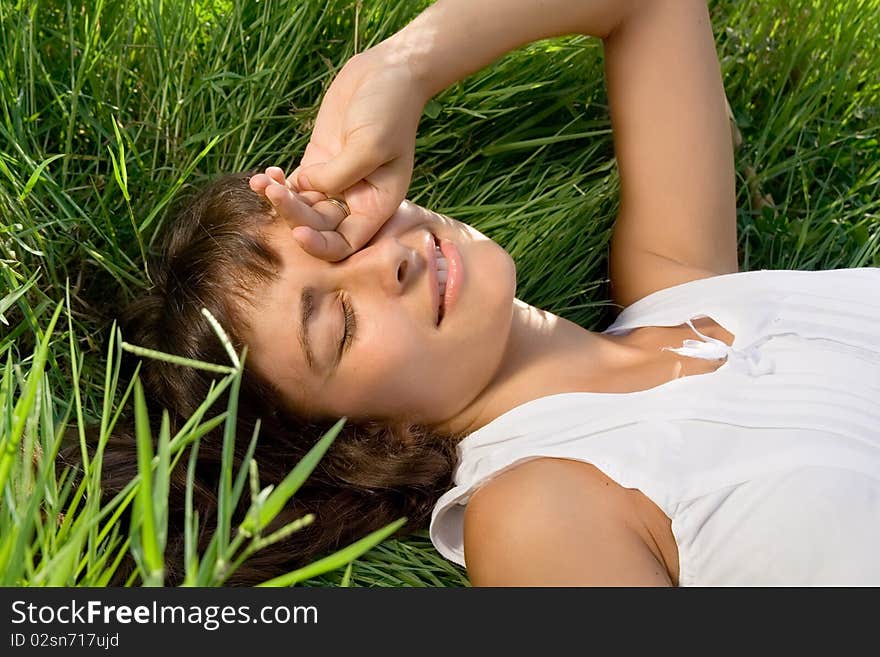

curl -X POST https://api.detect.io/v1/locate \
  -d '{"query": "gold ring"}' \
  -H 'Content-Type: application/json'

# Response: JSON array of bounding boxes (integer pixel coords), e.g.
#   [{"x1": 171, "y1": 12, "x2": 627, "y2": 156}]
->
[{"x1": 323, "y1": 197, "x2": 350, "y2": 216}]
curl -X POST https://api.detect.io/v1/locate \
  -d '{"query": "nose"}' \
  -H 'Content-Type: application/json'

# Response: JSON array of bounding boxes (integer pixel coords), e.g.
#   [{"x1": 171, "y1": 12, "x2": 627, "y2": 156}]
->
[{"x1": 334, "y1": 234, "x2": 422, "y2": 298}]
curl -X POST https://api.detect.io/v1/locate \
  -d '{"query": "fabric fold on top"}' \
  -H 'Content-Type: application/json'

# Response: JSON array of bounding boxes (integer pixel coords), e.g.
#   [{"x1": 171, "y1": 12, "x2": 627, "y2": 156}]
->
[{"x1": 661, "y1": 317, "x2": 776, "y2": 377}]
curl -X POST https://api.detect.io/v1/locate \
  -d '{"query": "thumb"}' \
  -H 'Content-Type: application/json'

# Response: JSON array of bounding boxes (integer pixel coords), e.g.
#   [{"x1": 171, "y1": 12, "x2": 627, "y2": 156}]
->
[{"x1": 297, "y1": 143, "x2": 386, "y2": 194}]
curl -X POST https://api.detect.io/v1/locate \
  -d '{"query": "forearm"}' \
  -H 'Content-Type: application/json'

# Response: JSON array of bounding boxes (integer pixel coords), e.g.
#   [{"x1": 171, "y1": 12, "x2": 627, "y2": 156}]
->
[{"x1": 380, "y1": 0, "x2": 641, "y2": 100}]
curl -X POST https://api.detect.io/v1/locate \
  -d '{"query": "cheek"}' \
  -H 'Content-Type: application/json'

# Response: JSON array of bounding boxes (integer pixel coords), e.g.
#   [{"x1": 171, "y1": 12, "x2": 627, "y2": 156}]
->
[
  {"x1": 471, "y1": 244, "x2": 516, "y2": 337},
  {"x1": 464, "y1": 238, "x2": 517, "y2": 330},
  {"x1": 331, "y1": 322, "x2": 425, "y2": 406},
  {"x1": 348, "y1": 320, "x2": 464, "y2": 418}
]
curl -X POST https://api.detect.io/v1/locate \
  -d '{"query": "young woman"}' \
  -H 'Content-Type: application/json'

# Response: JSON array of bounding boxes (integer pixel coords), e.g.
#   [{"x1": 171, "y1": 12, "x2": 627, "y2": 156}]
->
[{"x1": 110, "y1": 0, "x2": 880, "y2": 586}]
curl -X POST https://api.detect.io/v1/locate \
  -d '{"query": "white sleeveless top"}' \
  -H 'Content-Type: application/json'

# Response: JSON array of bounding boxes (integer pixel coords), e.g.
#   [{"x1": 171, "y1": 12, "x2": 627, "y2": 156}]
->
[{"x1": 429, "y1": 267, "x2": 880, "y2": 586}]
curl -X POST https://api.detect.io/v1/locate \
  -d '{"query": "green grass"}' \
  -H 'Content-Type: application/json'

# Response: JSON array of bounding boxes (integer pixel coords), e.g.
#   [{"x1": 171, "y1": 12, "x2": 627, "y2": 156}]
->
[{"x1": 1, "y1": 0, "x2": 878, "y2": 587}]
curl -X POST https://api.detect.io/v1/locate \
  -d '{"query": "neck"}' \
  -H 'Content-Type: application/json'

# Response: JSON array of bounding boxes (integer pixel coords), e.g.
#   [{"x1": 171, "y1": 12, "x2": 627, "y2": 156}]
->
[{"x1": 433, "y1": 298, "x2": 646, "y2": 438}]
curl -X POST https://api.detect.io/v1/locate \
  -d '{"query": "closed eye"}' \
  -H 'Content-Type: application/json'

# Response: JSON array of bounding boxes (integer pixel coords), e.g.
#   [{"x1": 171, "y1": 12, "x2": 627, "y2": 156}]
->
[{"x1": 339, "y1": 293, "x2": 357, "y2": 363}]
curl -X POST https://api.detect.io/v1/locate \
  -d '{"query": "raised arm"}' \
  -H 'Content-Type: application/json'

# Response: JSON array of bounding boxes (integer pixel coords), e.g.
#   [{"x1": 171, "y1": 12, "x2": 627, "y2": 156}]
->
[
  {"x1": 268, "y1": 0, "x2": 644, "y2": 261},
  {"x1": 604, "y1": 0, "x2": 739, "y2": 308},
  {"x1": 389, "y1": 0, "x2": 640, "y2": 97},
  {"x1": 263, "y1": 0, "x2": 737, "y2": 284}
]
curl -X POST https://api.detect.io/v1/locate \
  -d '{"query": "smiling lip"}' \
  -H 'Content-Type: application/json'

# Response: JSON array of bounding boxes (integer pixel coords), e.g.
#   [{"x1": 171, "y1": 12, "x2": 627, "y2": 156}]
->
[
  {"x1": 426, "y1": 231, "x2": 441, "y2": 326},
  {"x1": 438, "y1": 237, "x2": 462, "y2": 321}
]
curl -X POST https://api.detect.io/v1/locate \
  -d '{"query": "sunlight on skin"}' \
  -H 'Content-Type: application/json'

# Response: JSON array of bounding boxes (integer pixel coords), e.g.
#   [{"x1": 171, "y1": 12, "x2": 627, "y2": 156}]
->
[{"x1": 240, "y1": 183, "x2": 661, "y2": 439}]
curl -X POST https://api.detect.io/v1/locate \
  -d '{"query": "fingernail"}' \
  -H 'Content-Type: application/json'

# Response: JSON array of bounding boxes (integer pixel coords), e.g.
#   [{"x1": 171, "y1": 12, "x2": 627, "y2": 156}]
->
[{"x1": 299, "y1": 173, "x2": 312, "y2": 190}]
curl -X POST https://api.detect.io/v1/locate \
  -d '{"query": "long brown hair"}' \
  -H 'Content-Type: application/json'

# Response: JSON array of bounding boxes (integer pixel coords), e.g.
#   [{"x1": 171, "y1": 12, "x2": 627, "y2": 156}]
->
[{"x1": 61, "y1": 172, "x2": 459, "y2": 586}]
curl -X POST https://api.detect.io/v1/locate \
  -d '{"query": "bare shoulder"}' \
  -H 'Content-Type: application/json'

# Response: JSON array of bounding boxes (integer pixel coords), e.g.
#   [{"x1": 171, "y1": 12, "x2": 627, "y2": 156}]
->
[{"x1": 463, "y1": 457, "x2": 673, "y2": 586}]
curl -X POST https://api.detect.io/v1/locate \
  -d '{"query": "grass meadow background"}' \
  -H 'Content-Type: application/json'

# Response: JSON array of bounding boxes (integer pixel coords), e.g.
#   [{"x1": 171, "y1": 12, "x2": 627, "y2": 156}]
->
[{"x1": 2, "y1": 0, "x2": 878, "y2": 586}]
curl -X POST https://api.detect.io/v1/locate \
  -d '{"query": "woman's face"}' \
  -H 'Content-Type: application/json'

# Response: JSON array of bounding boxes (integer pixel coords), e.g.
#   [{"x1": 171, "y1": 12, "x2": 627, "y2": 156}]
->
[{"x1": 244, "y1": 200, "x2": 517, "y2": 427}]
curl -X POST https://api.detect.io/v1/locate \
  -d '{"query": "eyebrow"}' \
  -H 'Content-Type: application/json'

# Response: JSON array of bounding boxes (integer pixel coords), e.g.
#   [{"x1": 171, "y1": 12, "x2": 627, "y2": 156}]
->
[{"x1": 299, "y1": 286, "x2": 317, "y2": 371}]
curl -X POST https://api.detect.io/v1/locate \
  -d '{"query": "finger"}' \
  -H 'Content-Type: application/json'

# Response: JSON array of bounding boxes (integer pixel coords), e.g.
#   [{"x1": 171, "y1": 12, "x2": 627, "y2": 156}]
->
[
  {"x1": 335, "y1": 210, "x2": 389, "y2": 258},
  {"x1": 366, "y1": 157, "x2": 414, "y2": 220},
  {"x1": 298, "y1": 190, "x2": 329, "y2": 206},
  {"x1": 313, "y1": 197, "x2": 352, "y2": 222},
  {"x1": 249, "y1": 173, "x2": 273, "y2": 194},
  {"x1": 264, "y1": 183, "x2": 337, "y2": 232},
  {"x1": 289, "y1": 224, "x2": 320, "y2": 251},
  {"x1": 303, "y1": 211, "x2": 386, "y2": 262},
  {"x1": 265, "y1": 166, "x2": 287, "y2": 187},
  {"x1": 297, "y1": 143, "x2": 386, "y2": 195},
  {"x1": 294, "y1": 225, "x2": 355, "y2": 262},
  {"x1": 286, "y1": 166, "x2": 302, "y2": 190},
  {"x1": 289, "y1": 164, "x2": 330, "y2": 204},
  {"x1": 342, "y1": 177, "x2": 405, "y2": 231},
  {"x1": 289, "y1": 224, "x2": 348, "y2": 258}
]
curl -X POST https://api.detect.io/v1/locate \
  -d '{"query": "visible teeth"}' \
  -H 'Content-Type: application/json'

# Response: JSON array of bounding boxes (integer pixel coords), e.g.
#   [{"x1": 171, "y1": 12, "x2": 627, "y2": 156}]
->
[{"x1": 434, "y1": 241, "x2": 449, "y2": 316}]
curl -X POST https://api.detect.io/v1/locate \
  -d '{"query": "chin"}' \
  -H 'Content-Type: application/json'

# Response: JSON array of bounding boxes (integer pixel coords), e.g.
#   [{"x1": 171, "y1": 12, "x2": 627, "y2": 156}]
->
[{"x1": 468, "y1": 240, "x2": 517, "y2": 356}]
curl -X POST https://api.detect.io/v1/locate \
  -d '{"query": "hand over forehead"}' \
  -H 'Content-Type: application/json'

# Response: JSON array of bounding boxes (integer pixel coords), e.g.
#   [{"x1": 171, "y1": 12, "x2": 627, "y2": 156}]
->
[{"x1": 249, "y1": 165, "x2": 394, "y2": 262}]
